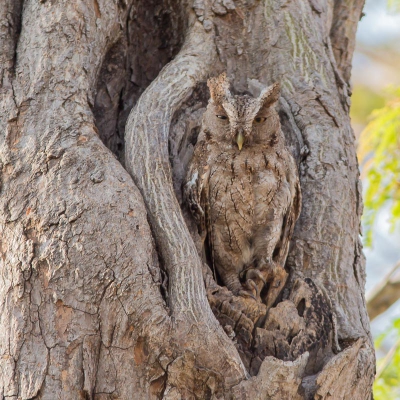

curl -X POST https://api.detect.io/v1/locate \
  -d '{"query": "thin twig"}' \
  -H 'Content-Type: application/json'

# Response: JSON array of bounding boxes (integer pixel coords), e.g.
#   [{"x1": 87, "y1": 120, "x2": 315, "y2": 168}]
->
[{"x1": 376, "y1": 336, "x2": 400, "y2": 379}]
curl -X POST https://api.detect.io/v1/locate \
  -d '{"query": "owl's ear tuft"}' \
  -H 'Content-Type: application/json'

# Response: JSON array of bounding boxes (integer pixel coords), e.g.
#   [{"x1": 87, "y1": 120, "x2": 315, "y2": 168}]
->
[
  {"x1": 207, "y1": 72, "x2": 231, "y2": 104},
  {"x1": 258, "y1": 82, "x2": 281, "y2": 109}
]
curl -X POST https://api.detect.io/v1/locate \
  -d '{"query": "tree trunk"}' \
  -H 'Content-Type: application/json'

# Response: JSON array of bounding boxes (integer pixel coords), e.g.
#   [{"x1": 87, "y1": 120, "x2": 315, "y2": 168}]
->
[{"x1": 0, "y1": 0, "x2": 375, "y2": 399}]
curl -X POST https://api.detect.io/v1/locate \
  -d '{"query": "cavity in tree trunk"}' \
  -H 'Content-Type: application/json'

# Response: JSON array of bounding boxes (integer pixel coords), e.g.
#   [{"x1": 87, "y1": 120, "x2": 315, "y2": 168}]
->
[{"x1": 0, "y1": 0, "x2": 375, "y2": 399}]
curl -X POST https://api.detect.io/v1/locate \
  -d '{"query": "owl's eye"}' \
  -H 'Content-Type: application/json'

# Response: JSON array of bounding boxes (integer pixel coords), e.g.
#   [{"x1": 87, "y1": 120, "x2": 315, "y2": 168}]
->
[
  {"x1": 255, "y1": 117, "x2": 267, "y2": 123},
  {"x1": 216, "y1": 115, "x2": 228, "y2": 120}
]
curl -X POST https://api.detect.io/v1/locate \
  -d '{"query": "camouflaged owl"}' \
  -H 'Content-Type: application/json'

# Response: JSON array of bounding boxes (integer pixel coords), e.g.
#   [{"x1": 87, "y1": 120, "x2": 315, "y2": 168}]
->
[{"x1": 184, "y1": 73, "x2": 301, "y2": 310}]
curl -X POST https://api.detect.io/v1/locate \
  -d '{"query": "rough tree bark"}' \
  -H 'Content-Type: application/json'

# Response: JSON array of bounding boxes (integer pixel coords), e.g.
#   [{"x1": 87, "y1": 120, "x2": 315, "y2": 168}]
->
[{"x1": 0, "y1": 0, "x2": 375, "y2": 399}]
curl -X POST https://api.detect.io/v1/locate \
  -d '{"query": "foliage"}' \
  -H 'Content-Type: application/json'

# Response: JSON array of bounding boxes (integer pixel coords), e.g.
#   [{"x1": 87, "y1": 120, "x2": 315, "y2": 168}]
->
[
  {"x1": 360, "y1": 4, "x2": 400, "y2": 400},
  {"x1": 358, "y1": 87, "x2": 400, "y2": 246},
  {"x1": 350, "y1": 85, "x2": 385, "y2": 125},
  {"x1": 374, "y1": 316, "x2": 400, "y2": 399},
  {"x1": 388, "y1": 0, "x2": 400, "y2": 13}
]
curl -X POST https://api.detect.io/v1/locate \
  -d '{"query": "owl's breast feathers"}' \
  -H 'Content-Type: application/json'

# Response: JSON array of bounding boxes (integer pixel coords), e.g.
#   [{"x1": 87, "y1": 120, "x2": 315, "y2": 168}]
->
[
  {"x1": 208, "y1": 146, "x2": 292, "y2": 228},
  {"x1": 185, "y1": 134, "x2": 300, "y2": 277}
]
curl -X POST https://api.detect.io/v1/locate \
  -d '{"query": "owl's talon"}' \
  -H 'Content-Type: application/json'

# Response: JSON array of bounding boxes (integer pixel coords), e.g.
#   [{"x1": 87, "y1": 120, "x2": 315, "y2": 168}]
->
[
  {"x1": 239, "y1": 289, "x2": 258, "y2": 301},
  {"x1": 246, "y1": 268, "x2": 267, "y2": 285},
  {"x1": 238, "y1": 279, "x2": 261, "y2": 302},
  {"x1": 238, "y1": 289, "x2": 257, "y2": 301}
]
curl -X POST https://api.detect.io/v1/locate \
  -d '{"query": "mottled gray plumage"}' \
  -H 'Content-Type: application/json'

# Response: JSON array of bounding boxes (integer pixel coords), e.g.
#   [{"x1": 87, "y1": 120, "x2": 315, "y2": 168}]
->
[{"x1": 184, "y1": 73, "x2": 301, "y2": 309}]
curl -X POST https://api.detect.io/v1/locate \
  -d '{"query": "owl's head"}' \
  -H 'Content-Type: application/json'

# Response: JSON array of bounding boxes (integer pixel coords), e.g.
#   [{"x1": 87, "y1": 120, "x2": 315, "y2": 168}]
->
[{"x1": 205, "y1": 73, "x2": 281, "y2": 150}]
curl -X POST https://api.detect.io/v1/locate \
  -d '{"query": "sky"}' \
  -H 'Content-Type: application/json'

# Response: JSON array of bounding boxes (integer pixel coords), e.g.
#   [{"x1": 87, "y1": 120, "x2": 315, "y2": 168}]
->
[
  {"x1": 357, "y1": 0, "x2": 400, "y2": 46},
  {"x1": 353, "y1": 0, "x2": 400, "y2": 91}
]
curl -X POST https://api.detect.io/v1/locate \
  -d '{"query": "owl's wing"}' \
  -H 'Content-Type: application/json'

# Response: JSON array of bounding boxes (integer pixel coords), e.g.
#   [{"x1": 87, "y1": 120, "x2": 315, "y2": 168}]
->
[
  {"x1": 183, "y1": 139, "x2": 210, "y2": 235},
  {"x1": 275, "y1": 161, "x2": 302, "y2": 267}
]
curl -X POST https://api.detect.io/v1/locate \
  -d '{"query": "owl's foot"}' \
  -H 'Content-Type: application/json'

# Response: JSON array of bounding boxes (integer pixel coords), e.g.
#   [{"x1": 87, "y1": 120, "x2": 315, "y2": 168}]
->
[
  {"x1": 237, "y1": 268, "x2": 267, "y2": 302},
  {"x1": 239, "y1": 264, "x2": 288, "y2": 309},
  {"x1": 238, "y1": 279, "x2": 259, "y2": 301},
  {"x1": 238, "y1": 269, "x2": 267, "y2": 302}
]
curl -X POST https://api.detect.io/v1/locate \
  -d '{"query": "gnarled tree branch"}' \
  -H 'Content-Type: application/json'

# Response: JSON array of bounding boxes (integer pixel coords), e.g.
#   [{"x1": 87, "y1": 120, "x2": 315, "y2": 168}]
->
[{"x1": 125, "y1": 15, "x2": 248, "y2": 388}]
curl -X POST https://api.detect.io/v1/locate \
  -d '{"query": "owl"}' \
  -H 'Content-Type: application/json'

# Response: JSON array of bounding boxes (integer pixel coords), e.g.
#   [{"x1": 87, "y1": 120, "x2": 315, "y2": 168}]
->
[{"x1": 184, "y1": 73, "x2": 301, "y2": 310}]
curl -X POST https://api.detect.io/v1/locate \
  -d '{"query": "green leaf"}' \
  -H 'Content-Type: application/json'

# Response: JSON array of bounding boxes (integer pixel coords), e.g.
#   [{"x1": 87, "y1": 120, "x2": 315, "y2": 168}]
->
[
  {"x1": 358, "y1": 89, "x2": 400, "y2": 246},
  {"x1": 373, "y1": 317, "x2": 400, "y2": 399}
]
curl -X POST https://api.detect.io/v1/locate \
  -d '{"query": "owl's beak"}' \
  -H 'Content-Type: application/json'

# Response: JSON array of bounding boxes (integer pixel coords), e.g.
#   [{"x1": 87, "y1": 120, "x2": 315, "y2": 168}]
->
[{"x1": 236, "y1": 131, "x2": 244, "y2": 151}]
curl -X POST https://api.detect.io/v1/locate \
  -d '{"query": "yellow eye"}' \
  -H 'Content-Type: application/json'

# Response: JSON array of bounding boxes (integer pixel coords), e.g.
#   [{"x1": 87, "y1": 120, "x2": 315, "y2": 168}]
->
[
  {"x1": 216, "y1": 115, "x2": 228, "y2": 120},
  {"x1": 255, "y1": 117, "x2": 266, "y2": 123}
]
